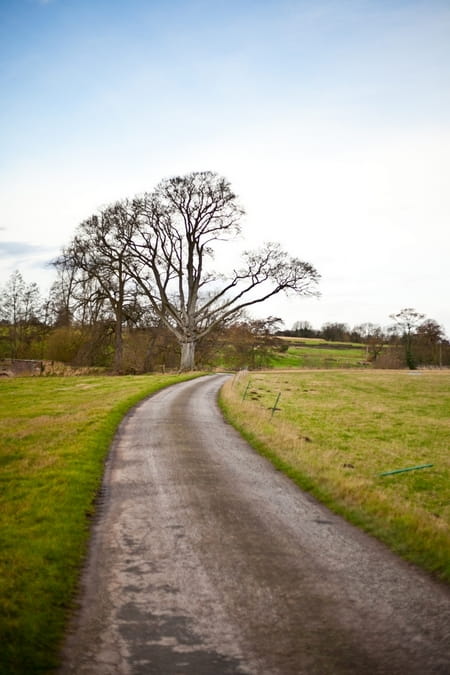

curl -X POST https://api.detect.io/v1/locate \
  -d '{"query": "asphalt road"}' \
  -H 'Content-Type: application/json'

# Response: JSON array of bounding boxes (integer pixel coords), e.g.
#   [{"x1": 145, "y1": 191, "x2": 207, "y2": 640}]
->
[{"x1": 60, "y1": 374, "x2": 450, "y2": 674}]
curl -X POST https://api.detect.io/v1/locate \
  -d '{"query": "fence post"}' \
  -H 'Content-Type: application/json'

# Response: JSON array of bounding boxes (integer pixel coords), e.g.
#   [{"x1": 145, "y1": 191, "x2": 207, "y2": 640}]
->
[
  {"x1": 271, "y1": 392, "x2": 281, "y2": 417},
  {"x1": 242, "y1": 381, "x2": 251, "y2": 401}
]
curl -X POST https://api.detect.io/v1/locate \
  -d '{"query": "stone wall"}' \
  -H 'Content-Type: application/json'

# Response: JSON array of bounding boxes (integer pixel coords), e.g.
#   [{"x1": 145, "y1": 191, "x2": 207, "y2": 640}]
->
[{"x1": 0, "y1": 359, "x2": 44, "y2": 377}]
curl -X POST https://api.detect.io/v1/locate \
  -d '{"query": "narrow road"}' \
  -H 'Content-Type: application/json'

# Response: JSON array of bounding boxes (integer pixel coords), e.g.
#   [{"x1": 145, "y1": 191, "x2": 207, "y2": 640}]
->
[{"x1": 60, "y1": 374, "x2": 450, "y2": 674}]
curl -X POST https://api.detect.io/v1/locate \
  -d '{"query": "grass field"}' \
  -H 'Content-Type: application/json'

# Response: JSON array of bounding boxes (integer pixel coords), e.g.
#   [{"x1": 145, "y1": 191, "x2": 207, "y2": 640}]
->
[
  {"x1": 220, "y1": 369, "x2": 450, "y2": 583},
  {"x1": 0, "y1": 373, "x2": 202, "y2": 674},
  {"x1": 2, "y1": 368, "x2": 449, "y2": 672},
  {"x1": 270, "y1": 339, "x2": 368, "y2": 369}
]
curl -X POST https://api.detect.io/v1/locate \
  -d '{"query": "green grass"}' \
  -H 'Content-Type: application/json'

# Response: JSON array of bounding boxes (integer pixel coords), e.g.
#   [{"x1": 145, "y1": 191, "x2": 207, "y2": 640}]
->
[
  {"x1": 3, "y1": 368, "x2": 449, "y2": 673},
  {"x1": 268, "y1": 339, "x2": 368, "y2": 369},
  {"x1": 0, "y1": 373, "x2": 203, "y2": 674},
  {"x1": 220, "y1": 370, "x2": 450, "y2": 583},
  {"x1": 269, "y1": 344, "x2": 367, "y2": 368}
]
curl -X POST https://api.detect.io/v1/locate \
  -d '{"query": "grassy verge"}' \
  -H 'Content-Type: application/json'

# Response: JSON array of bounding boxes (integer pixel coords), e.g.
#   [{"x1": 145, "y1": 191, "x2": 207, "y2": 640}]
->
[
  {"x1": 220, "y1": 370, "x2": 450, "y2": 583},
  {"x1": 0, "y1": 373, "x2": 203, "y2": 674}
]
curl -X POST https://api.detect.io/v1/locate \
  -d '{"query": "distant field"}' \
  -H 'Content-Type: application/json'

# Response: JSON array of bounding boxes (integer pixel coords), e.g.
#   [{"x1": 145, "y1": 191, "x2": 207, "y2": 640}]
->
[
  {"x1": 220, "y1": 370, "x2": 450, "y2": 583},
  {"x1": 0, "y1": 373, "x2": 202, "y2": 674},
  {"x1": 270, "y1": 339, "x2": 367, "y2": 368}
]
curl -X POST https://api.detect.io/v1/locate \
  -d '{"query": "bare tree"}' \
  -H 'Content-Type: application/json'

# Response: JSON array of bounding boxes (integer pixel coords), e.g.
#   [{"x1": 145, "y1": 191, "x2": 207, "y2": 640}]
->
[
  {"x1": 416, "y1": 318, "x2": 446, "y2": 344},
  {"x1": 0, "y1": 270, "x2": 43, "y2": 358},
  {"x1": 320, "y1": 322, "x2": 349, "y2": 342},
  {"x1": 118, "y1": 171, "x2": 320, "y2": 370},
  {"x1": 389, "y1": 308, "x2": 425, "y2": 369},
  {"x1": 415, "y1": 318, "x2": 447, "y2": 367},
  {"x1": 54, "y1": 202, "x2": 140, "y2": 372},
  {"x1": 353, "y1": 322, "x2": 386, "y2": 361},
  {"x1": 291, "y1": 320, "x2": 315, "y2": 337},
  {"x1": 46, "y1": 257, "x2": 79, "y2": 327}
]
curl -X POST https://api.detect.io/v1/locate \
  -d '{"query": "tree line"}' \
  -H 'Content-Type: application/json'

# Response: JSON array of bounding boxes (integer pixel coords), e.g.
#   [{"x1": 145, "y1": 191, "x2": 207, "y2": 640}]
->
[
  {"x1": 281, "y1": 309, "x2": 449, "y2": 368},
  {"x1": 0, "y1": 269, "x2": 447, "y2": 370},
  {"x1": 0, "y1": 269, "x2": 288, "y2": 371},
  {"x1": 0, "y1": 172, "x2": 319, "y2": 371},
  {"x1": 0, "y1": 171, "x2": 447, "y2": 371}
]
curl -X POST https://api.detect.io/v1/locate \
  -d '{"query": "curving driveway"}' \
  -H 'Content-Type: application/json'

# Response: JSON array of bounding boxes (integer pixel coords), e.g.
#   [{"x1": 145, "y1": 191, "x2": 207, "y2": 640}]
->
[{"x1": 60, "y1": 374, "x2": 450, "y2": 674}]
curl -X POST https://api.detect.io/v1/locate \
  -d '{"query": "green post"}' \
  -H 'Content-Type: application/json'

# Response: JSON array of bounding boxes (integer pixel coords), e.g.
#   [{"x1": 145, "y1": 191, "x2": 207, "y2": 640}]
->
[{"x1": 378, "y1": 463, "x2": 433, "y2": 477}]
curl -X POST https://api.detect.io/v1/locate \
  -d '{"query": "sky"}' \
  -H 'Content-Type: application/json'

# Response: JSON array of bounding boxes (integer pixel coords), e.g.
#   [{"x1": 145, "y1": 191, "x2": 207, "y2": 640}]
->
[{"x1": 1, "y1": 0, "x2": 449, "y2": 334}]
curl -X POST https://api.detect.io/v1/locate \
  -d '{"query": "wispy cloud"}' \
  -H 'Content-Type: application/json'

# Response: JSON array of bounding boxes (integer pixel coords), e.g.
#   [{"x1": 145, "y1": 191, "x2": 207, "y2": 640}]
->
[
  {"x1": 0, "y1": 241, "x2": 57, "y2": 289},
  {"x1": 0, "y1": 241, "x2": 53, "y2": 258}
]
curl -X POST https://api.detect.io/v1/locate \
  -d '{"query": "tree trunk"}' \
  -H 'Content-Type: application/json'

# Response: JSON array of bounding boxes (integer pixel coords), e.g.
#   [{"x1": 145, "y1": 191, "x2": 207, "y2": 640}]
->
[
  {"x1": 180, "y1": 341, "x2": 196, "y2": 371},
  {"x1": 114, "y1": 310, "x2": 123, "y2": 373}
]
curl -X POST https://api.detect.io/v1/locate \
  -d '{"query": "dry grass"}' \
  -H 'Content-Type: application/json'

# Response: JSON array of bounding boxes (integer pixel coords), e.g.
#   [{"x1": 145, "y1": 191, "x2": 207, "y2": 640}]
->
[{"x1": 220, "y1": 369, "x2": 450, "y2": 582}]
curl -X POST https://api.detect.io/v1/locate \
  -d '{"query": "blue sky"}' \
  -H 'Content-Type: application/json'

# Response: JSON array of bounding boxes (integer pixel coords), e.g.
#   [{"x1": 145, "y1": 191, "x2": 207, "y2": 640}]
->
[{"x1": 1, "y1": 0, "x2": 449, "y2": 332}]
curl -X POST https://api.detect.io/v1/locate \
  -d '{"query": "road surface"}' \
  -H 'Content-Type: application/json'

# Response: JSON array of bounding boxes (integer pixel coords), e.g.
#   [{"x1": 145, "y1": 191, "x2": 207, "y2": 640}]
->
[{"x1": 60, "y1": 374, "x2": 450, "y2": 674}]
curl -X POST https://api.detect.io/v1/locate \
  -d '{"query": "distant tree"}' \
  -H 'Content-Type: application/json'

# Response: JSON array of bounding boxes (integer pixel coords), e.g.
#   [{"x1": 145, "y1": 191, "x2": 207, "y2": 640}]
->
[
  {"x1": 207, "y1": 316, "x2": 285, "y2": 370},
  {"x1": 0, "y1": 270, "x2": 43, "y2": 358},
  {"x1": 320, "y1": 322, "x2": 349, "y2": 342},
  {"x1": 46, "y1": 262, "x2": 78, "y2": 327},
  {"x1": 415, "y1": 319, "x2": 447, "y2": 367},
  {"x1": 352, "y1": 323, "x2": 386, "y2": 361},
  {"x1": 291, "y1": 320, "x2": 315, "y2": 337},
  {"x1": 109, "y1": 171, "x2": 320, "y2": 370},
  {"x1": 389, "y1": 308, "x2": 425, "y2": 369},
  {"x1": 416, "y1": 319, "x2": 446, "y2": 344}
]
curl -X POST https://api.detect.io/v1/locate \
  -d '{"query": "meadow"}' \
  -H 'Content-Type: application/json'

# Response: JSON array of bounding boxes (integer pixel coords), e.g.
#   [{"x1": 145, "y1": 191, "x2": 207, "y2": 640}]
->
[
  {"x1": 1, "y1": 366, "x2": 449, "y2": 673},
  {"x1": 269, "y1": 338, "x2": 368, "y2": 369},
  {"x1": 220, "y1": 369, "x2": 450, "y2": 583},
  {"x1": 0, "y1": 373, "x2": 202, "y2": 674}
]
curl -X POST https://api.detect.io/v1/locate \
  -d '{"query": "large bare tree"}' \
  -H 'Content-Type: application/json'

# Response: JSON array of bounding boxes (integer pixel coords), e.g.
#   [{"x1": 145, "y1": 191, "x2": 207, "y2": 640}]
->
[
  {"x1": 54, "y1": 203, "x2": 140, "y2": 372},
  {"x1": 120, "y1": 171, "x2": 320, "y2": 370},
  {"x1": 58, "y1": 171, "x2": 320, "y2": 371}
]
